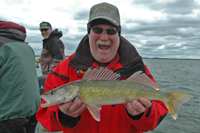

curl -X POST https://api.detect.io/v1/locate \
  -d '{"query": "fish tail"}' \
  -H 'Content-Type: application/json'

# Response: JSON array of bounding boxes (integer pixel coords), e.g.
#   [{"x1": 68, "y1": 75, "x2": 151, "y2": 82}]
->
[{"x1": 166, "y1": 92, "x2": 193, "y2": 120}]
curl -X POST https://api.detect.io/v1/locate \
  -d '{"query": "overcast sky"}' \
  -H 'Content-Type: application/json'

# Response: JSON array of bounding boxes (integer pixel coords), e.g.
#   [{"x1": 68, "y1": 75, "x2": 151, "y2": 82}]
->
[{"x1": 1, "y1": 0, "x2": 200, "y2": 59}]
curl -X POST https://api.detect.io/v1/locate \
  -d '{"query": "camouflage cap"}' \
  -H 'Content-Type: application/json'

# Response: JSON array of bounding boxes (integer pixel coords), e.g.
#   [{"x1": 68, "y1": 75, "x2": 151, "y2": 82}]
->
[
  {"x1": 39, "y1": 21, "x2": 52, "y2": 30},
  {"x1": 88, "y1": 2, "x2": 120, "y2": 27}
]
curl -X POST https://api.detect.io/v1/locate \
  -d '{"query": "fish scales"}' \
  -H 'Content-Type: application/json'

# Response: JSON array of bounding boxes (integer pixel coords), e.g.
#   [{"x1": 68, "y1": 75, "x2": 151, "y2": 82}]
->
[
  {"x1": 67, "y1": 80, "x2": 170, "y2": 105},
  {"x1": 41, "y1": 67, "x2": 193, "y2": 121}
]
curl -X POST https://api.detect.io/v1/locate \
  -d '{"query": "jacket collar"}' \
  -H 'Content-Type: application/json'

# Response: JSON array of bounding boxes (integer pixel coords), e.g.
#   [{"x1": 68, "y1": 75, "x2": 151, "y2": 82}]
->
[
  {"x1": 68, "y1": 35, "x2": 141, "y2": 70},
  {"x1": 43, "y1": 29, "x2": 62, "y2": 41}
]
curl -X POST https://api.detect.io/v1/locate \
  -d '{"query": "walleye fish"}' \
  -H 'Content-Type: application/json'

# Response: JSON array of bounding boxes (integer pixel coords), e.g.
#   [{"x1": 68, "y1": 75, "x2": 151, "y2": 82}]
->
[{"x1": 41, "y1": 67, "x2": 193, "y2": 121}]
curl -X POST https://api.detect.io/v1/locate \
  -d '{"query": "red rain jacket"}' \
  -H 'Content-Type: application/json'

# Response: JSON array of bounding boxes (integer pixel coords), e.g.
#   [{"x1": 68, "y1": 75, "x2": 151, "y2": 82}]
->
[{"x1": 36, "y1": 53, "x2": 168, "y2": 133}]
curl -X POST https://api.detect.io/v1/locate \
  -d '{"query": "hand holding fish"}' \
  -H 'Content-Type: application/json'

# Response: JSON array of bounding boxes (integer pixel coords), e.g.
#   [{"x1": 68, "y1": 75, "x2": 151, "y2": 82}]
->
[
  {"x1": 124, "y1": 97, "x2": 152, "y2": 116},
  {"x1": 58, "y1": 99, "x2": 87, "y2": 117}
]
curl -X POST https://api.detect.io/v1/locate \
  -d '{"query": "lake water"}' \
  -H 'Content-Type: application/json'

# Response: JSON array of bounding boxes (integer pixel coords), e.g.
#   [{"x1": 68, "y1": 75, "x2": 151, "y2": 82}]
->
[{"x1": 35, "y1": 58, "x2": 200, "y2": 133}]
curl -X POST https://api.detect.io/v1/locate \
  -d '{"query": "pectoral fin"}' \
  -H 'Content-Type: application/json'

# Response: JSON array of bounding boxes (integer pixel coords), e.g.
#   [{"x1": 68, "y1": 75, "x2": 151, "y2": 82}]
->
[{"x1": 87, "y1": 105, "x2": 101, "y2": 121}]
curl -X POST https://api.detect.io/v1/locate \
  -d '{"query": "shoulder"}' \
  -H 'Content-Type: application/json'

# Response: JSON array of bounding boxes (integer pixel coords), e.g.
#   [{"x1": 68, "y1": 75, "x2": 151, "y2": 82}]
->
[
  {"x1": 51, "y1": 53, "x2": 75, "y2": 74},
  {"x1": 115, "y1": 59, "x2": 145, "y2": 78},
  {"x1": 47, "y1": 37, "x2": 63, "y2": 48}
]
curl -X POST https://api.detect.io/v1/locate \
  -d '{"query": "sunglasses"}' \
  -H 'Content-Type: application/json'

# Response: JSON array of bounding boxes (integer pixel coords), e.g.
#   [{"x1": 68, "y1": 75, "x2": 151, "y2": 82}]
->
[
  {"x1": 90, "y1": 27, "x2": 119, "y2": 35},
  {"x1": 40, "y1": 29, "x2": 49, "y2": 32}
]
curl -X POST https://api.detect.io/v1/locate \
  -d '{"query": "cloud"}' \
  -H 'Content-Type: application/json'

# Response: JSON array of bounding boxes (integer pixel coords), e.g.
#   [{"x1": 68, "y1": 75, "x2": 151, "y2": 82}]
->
[
  {"x1": 119, "y1": 0, "x2": 200, "y2": 59},
  {"x1": 73, "y1": 10, "x2": 89, "y2": 21},
  {"x1": 132, "y1": 0, "x2": 200, "y2": 15},
  {"x1": 0, "y1": 0, "x2": 200, "y2": 59}
]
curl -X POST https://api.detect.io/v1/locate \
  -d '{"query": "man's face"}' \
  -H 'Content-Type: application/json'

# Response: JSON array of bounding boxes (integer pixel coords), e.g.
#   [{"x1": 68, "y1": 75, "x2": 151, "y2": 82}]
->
[
  {"x1": 41, "y1": 28, "x2": 52, "y2": 39},
  {"x1": 88, "y1": 24, "x2": 120, "y2": 63}
]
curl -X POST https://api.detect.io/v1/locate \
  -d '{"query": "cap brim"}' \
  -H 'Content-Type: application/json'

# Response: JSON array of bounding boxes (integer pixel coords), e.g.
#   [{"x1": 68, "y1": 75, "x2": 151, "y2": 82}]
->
[
  {"x1": 89, "y1": 16, "x2": 120, "y2": 27},
  {"x1": 39, "y1": 26, "x2": 51, "y2": 30}
]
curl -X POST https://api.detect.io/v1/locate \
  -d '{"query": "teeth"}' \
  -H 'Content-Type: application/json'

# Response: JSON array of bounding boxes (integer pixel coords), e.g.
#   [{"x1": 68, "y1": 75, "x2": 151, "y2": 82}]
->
[{"x1": 96, "y1": 40, "x2": 111, "y2": 46}]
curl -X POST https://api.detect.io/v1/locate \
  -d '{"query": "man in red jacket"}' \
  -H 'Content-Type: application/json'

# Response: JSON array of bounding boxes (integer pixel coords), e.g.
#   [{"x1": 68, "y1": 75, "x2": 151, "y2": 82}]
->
[{"x1": 36, "y1": 2, "x2": 168, "y2": 133}]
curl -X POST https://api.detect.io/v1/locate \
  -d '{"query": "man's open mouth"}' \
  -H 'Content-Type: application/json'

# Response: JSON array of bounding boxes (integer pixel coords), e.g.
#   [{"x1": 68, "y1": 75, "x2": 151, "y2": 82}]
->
[{"x1": 98, "y1": 44, "x2": 110, "y2": 50}]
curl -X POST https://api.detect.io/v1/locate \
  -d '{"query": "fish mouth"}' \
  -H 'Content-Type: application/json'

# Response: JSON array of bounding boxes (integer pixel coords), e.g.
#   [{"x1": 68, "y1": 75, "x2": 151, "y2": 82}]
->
[
  {"x1": 40, "y1": 95, "x2": 52, "y2": 107},
  {"x1": 40, "y1": 95, "x2": 67, "y2": 107}
]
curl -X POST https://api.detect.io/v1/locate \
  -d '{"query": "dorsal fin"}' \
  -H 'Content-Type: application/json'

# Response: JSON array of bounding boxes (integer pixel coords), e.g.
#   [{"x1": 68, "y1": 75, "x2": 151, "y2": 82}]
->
[
  {"x1": 82, "y1": 67, "x2": 121, "y2": 80},
  {"x1": 127, "y1": 71, "x2": 159, "y2": 89}
]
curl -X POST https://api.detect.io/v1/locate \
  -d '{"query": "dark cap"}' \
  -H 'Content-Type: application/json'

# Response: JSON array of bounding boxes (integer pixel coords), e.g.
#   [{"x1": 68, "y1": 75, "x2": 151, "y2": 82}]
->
[
  {"x1": 88, "y1": 2, "x2": 120, "y2": 27},
  {"x1": 0, "y1": 20, "x2": 26, "y2": 33},
  {"x1": 39, "y1": 21, "x2": 51, "y2": 30}
]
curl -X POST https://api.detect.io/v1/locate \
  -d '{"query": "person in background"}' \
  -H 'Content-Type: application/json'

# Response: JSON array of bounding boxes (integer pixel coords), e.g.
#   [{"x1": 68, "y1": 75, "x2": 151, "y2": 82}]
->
[
  {"x1": 0, "y1": 20, "x2": 40, "y2": 133},
  {"x1": 35, "y1": 21, "x2": 65, "y2": 75},
  {"x1": 36, "y1": 21, "x2": 66, "y2": 131},
  {"x1": 36, "y1": 2, "x2": 168, "y2": 133}
]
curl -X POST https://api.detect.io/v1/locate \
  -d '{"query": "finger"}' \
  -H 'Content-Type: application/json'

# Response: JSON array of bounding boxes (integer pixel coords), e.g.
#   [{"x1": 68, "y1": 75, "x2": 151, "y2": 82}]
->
[
  {"x1": 124, "y1": 97, "x2": 131, "y2": 103},
  {"x1": 58, "y1": 102, "x2": 71, "y2": 113},
  {"x1": 68, "y1": 99, "x2": 83, "y2": 112},
  {"x1": 70, "y1": 103, "x2": 87, "y2": 117},
  {"x1": 126, "y1": 102, "x2": 140, "y2": 116},
  {"x1": 139, "y1": 97, "x2": 151, "y2": 108},
  {"x1": 131, "y1": 100, "x2": 146, "y2": 113},
  {"x1": 124, "y1": 102, "x2": 128, "y2": 109},
  {"x1": 66, "y1": 102, "x2": 87, "y2": 117}
]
